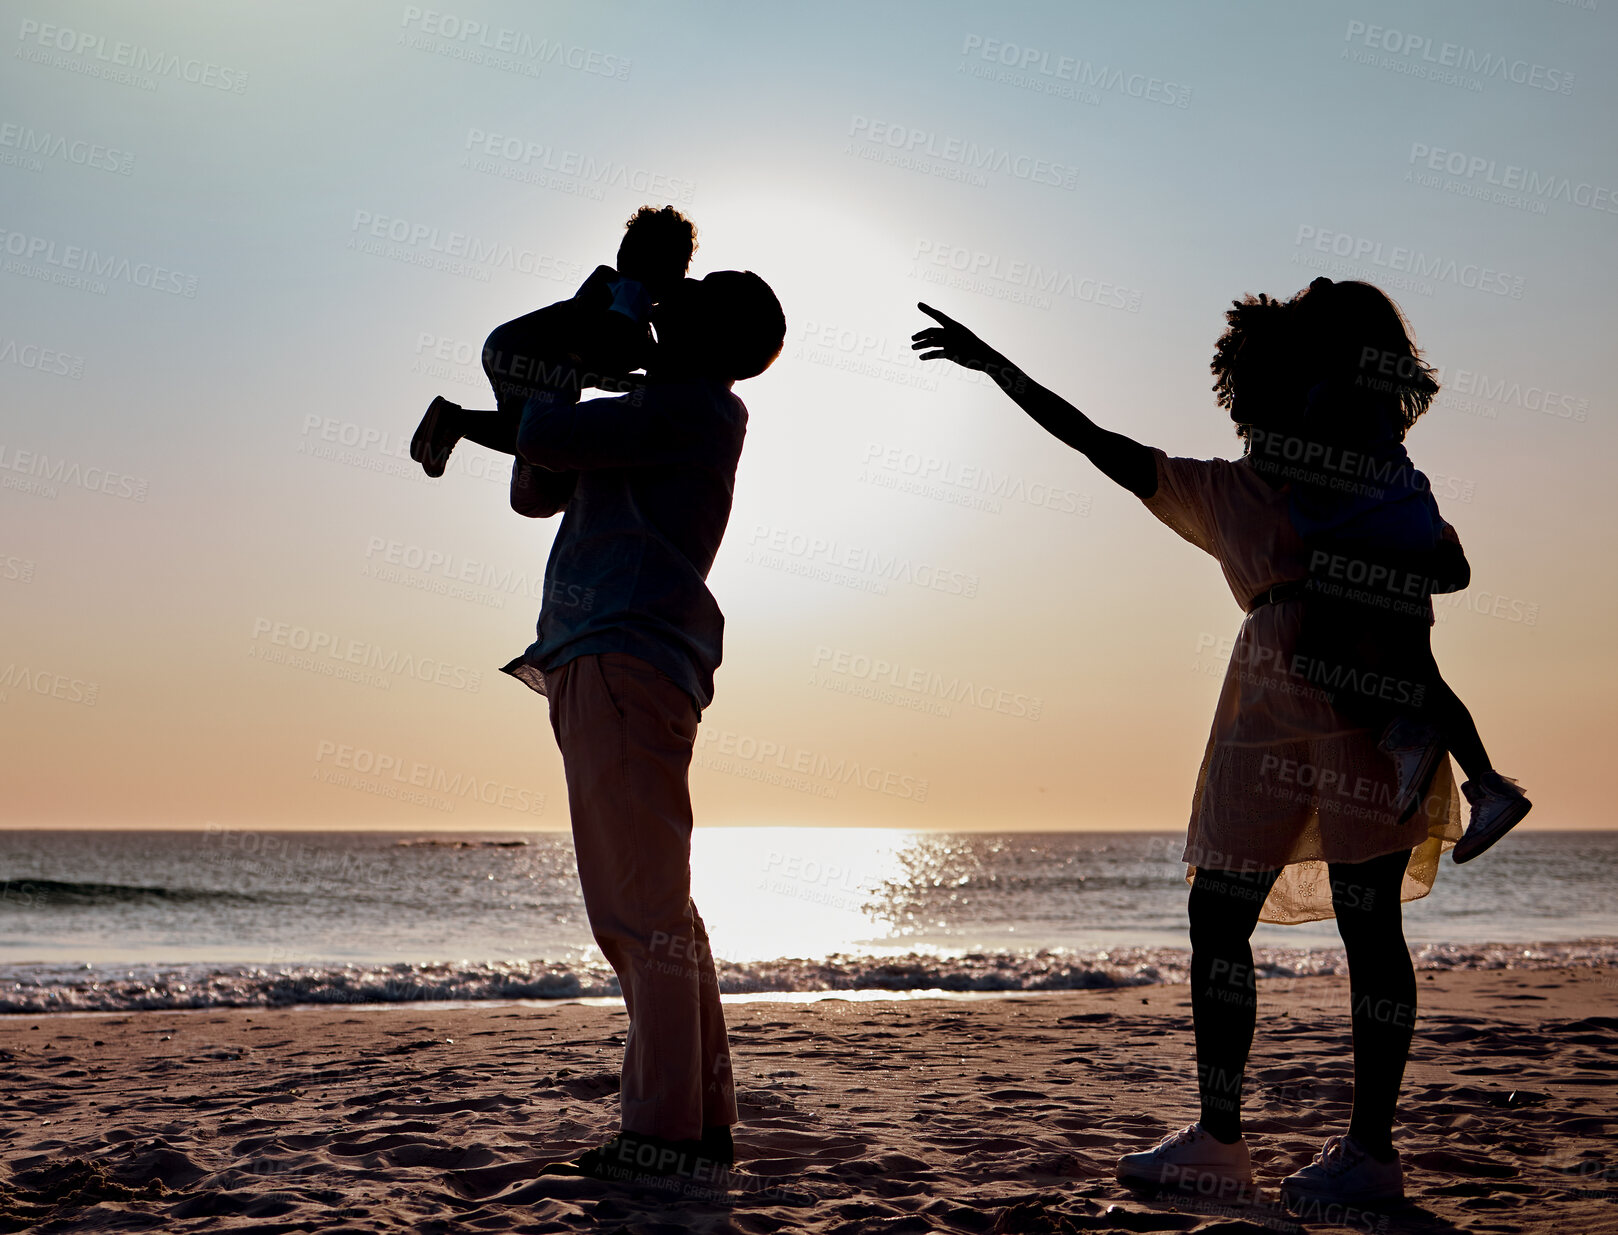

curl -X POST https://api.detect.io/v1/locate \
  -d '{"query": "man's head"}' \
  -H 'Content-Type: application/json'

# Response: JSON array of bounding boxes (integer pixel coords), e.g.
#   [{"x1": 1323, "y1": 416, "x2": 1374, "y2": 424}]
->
[
  {"x1": 652, "y1": 271, "x2": 785, "y2": 384},
  {"x1": 616, "y1": 205, "x2": 697, "y2": 299}
]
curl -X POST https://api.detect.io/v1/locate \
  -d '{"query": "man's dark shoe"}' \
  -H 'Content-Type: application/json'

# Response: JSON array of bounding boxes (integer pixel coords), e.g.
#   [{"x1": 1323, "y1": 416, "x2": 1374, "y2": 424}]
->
[
  {"x1": 411, "y1": 395, "x2": 461, "y2": 478},
  {"x1": 575, "y1": 1133, "x2": 661, "y2": 1182},
  {"x1": 701, "y1": 1124, "x2": 735, "y2": 1166},
  {"x1": 553, "y1": 1129, "x2": 734, "y2": 1184}
]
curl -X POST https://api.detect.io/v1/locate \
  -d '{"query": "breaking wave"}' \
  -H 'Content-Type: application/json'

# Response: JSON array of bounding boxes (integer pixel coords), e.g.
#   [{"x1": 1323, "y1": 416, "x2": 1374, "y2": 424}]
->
[{"x1": 3, "y1": 938, "x2": 1613, "y2": 1014}]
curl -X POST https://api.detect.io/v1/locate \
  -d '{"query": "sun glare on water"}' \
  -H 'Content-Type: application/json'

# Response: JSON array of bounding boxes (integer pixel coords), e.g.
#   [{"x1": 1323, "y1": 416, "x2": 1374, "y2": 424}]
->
[{"x1": 689, "y1": 827, "x2": 920, "y2": 962}]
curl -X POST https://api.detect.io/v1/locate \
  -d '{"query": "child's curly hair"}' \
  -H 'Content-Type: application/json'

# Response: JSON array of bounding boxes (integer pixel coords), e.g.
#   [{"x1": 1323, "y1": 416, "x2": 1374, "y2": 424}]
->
[
  {"x1": 1212, "y1": 277, "x2": 1440, "y2": 443},
  {"x1": 618, "y1": 205, "x2": 698, "y2": 287}
]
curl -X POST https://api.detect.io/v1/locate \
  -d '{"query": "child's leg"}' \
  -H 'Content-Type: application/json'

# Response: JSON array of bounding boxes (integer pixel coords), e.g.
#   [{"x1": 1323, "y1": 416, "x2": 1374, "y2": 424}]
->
[
  {"x1": 452, "y1": 404, "x2": 521, "y2": 455},
  {"x1": 451, "y1": 331, "x2": 548, "y2": 459},
  {"x1": 414, "y1": 365, "x2": 570, "y2": 475},
  {"x1": 410, "y1": 397, "x2": 518, "y2": 477},
  {"x1": 1419, "y1": 673, "x2": 1493, "y2": 784},
  {"x1": 416, "y1": 307, "x2": 581, "y2": 469},
  {"x1": 1373, "y1": 627, "x2": 1494, "y2": 784}
]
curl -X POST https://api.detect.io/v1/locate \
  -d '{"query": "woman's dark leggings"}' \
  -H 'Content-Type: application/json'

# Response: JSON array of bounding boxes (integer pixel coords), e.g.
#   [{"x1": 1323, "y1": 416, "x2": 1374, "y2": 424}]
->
[{"x1": 1188, "y1": 849, "x2": 1415, "y2": 1159}]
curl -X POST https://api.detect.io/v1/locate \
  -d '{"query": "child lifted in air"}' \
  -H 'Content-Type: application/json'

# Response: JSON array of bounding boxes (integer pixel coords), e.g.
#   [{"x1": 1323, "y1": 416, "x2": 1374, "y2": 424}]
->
[
  {"x1": 410, "y1": 205, "x2": 697, "y2": 515},
  {"x1": 1234, "y1": 277, "x2": 1531, "y2": 862}
]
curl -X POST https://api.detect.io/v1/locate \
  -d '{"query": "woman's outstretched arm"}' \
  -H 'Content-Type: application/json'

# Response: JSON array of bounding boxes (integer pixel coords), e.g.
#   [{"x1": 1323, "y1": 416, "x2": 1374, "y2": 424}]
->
[{"x1": 911, "y1": 302, "x2": 1157, "y2": 498}]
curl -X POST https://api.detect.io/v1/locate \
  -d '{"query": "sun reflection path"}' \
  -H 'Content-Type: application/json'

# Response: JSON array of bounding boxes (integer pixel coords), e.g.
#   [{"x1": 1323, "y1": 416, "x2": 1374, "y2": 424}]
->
[{"x1": 690, "y1": 828, "x2": 1020, "y2": 963}]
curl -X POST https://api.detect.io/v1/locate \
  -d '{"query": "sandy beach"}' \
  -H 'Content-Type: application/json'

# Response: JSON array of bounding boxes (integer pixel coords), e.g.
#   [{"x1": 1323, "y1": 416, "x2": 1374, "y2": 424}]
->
[{"x1": 0, "y1": 967, "x2": 1612, "y2": 1233}]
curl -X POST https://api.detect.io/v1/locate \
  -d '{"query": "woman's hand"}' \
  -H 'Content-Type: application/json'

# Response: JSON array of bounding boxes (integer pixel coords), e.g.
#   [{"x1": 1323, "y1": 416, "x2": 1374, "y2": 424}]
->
[
  {"x1": 910, "y1": 300, "x2": 1157, "y2": 497},
  {"x1": 911, "y1": 303, "x2": 1003, "y2": 374}
]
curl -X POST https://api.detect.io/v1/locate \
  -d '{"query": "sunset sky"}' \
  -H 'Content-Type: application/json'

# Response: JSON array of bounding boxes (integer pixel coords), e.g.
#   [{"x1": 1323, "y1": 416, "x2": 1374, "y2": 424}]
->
[{"x1": 4, "y1": 0, "x2": 1613, "y2": 831}]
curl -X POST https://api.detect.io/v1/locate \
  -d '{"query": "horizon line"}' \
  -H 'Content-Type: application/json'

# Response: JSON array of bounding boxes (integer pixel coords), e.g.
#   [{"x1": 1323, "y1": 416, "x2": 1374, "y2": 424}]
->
[{"x1": 1, "y1": 823, "x2": 1612, "y2": 834}]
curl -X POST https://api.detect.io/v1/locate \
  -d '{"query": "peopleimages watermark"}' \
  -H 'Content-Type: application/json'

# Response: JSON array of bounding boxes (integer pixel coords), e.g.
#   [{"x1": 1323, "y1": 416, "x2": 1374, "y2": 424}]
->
[
  {"x1": 197, "y1": 830, "x2": 526, "y2": 915},
  {"x1": 695, "y1": 727, "x2": 930, "y2": 803},
  {"x1": 199, "y1": 825, "x2": 400, "y2": 896},
  {"x1": 846, "y1": 115, "x2": 1078, "y2": 191},
  {"x1": 1291, "y1": 224, "x2": 1524, "y2": 300},
  {"x1": 1430, "y1": 363, "x2": 1590, "y2": 424},
  {"x1": 792, "y1": 318, "x2": 990, "y2": 394},
  {"x1": 1245, "y1": 425, "x2": 1476, "y2": 505},
  {"x1": 461, "y1": 127, "x2": 695, "y2": 203},
  {"x1": 249, "y1": 618, "x2": 483, "y2": 693},
  {"x1": 958, "y1": 33, "x2": 1193, "y2": 108},
  {"x1": 348, "y1": 209, "x2": 584, "y2": 285},
  {"x1": 0, "y1": 662, "x2": 99, "y2": 707},
  {"x1": 297, "y1": 411, "x2": 512, "y2": 485},
  {"x1": 0, "y1": 553, "x2": 35, "y2": 585},
  {"x1": 809, "y1": 645, "x2": 1043, "y2": 721},
  {"x1": 1176, "y1": 1184, "x2": 1392, "y2": 1234},
  {"x1": 1248, "y1": 420, "x2": 1433, "y2": 499},
  {"x1": 1190, "y1": 629, "x2": 1427, "y2": 715},
  {"x1": 361, "y1": 534, "x2": 595, "y2": 615},
  {"x1": 1305, "y1": 548, "x2": 1450, "y2": 619},
  {"x1": 860, "y1": 442, "x2": 1091, "y2": 518},
  {"x1": 1433, "y1": 587, "x2": 1539, "y2": 628},
  {"x1": 0, "y1": 120, "x2": 133, "y2": 175},
  {"x1": 0, "y1": 443, "x2": 149, "y2": 502},
  {"x1": 911, "y1": 239, "x2": 1143, "y2": 314},
  {"x1": 1247, "y1": 751, "x2": 1444, "y2": 830},
  {"x1": 743, "y1": 523, "x2": 980, "y2": 599},
  {"x1": 410, "y1": 331, "x2": 486, "y2": 391},
  {"x1": 0, "y1": 337, "x2": 85, "y2": 379},
  {"x1": 1406, "y1": 142, "x2": 1618, "y2": 216},
  {"x1": 0, "y1": 227, "x2": 198, "y2": 298},
  {"x1": 1341, "y1": 19, "x2": 1575, "y2": 95},
  {"x1": 312, "y1": 738, "x2": 546, "y2": 816},
  {"x1": 757, "y1": 847, "x2": 880, "y2": 914},
  {"x1": 14, "y1": 18, "x2": 250, "y2": 93},
  {"x1": 398, "y1": 7, "x2": 630, "y2": 81}
]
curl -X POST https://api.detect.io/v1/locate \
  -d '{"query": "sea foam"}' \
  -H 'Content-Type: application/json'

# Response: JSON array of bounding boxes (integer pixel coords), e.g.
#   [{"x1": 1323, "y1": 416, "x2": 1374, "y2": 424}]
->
[{"x1": 2, "y1": 938, "x2": 1613, "y2": 1014}]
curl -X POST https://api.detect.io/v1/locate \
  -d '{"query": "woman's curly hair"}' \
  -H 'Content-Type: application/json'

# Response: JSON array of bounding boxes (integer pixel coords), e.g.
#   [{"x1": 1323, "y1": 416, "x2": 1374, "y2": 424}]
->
[{"x1": 1212, "y1": 278, "x2": 1440, "y2": 443}]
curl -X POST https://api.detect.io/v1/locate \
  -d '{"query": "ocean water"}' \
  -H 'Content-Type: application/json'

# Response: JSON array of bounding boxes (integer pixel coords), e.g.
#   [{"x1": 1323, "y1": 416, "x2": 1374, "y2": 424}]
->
[{"x1": 0, "y1": 828, "x2": 1613, "y2": 1012}]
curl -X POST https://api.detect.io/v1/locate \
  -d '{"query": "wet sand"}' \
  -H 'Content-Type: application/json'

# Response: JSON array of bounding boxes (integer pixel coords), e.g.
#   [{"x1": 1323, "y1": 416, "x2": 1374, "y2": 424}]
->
[{"x1": 1, "y1": 967, "x2": 1613, "y2": 1233}]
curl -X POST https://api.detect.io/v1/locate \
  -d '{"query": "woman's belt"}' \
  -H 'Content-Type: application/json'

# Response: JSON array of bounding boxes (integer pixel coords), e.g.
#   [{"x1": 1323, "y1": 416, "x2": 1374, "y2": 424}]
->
[{"x1": 1246, "y1": 579, "x2": 1309, "y2": 612}]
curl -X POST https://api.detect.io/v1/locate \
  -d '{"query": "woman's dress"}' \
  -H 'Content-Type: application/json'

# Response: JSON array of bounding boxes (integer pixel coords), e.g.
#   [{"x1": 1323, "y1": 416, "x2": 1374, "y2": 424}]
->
[{"x1": 1142, "y1": 449, "x2": 1463, "y2": 924}]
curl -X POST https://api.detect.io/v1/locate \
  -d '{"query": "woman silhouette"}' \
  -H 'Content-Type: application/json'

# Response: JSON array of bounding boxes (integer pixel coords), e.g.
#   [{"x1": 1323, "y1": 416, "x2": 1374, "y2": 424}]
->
[{"x1": 912, "y1": 280, "x2": 1487, "y2": 1207}]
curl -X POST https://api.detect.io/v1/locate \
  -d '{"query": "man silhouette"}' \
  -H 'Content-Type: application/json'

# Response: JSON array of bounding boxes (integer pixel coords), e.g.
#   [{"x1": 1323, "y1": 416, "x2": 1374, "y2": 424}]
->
[{"x1": 509, "y1": 271, "x2": 786, "y2": 1183}]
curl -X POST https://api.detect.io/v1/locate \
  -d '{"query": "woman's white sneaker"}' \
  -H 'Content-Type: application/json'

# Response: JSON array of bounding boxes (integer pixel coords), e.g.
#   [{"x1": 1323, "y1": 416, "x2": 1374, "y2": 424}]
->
[
  {"x1": 1116, "y1": 1122, "x2": 1252, "y2": 1194},
  {"x1": 1281, "y1": 1134, "x2": 1403, "y2": 1205}
]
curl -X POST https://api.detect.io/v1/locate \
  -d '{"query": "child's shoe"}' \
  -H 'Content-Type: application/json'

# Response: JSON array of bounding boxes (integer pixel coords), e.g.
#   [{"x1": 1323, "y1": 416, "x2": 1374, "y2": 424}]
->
[
  {"x1": 1453, "y1": 772, "x2": 1531, "y2": 864},
  {"x1": 411, "y1": 396, "x2": 461, "y2": 478},
  {"x1": 1378, "y1": 718, "x2": 1444, "y2": 823}
]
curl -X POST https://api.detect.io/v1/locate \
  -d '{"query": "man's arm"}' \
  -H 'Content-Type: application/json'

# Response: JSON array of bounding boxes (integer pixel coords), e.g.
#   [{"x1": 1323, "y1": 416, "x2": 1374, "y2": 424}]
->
[
  {"x1": 1427, "y1": 519, "x2": 1470, "y2": 594},
  {"x1": 509, "y1": 459, "x2": 578, "y2": 518},
  {"x1": 911, "y1": 303, "x2": 1157, "y2": 498}
]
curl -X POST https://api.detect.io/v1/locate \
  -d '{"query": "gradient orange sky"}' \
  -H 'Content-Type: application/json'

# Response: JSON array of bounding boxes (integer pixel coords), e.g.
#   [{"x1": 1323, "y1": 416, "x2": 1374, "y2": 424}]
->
[{"x1": 4, "y1": 2, "x2": 1613, "y2": 830}]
